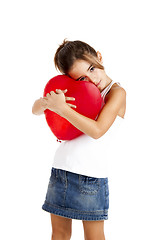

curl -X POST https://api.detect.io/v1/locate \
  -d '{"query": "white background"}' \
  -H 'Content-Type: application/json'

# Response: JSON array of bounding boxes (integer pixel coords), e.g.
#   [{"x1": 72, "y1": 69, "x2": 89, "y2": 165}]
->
[{"x1": 0, "y1": 0, "x2": 160, "y2": 239}]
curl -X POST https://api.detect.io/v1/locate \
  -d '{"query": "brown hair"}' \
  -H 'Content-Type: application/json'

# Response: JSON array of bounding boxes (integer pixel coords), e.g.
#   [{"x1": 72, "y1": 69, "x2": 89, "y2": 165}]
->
[{"x1": 54, "y1": 39, "x2": 104, "y2": 74}]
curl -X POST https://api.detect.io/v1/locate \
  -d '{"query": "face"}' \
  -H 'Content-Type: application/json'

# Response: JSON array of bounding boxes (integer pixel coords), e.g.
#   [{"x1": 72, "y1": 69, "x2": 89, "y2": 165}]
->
[{"x1": 68, "y1": 59, "x2": 107, "y2": 92}]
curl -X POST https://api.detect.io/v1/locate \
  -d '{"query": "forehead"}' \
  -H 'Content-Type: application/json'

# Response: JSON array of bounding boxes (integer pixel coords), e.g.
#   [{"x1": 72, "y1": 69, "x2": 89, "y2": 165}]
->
[{"x1": 68, "y1": 59, "x2": 90, "y2": 79}]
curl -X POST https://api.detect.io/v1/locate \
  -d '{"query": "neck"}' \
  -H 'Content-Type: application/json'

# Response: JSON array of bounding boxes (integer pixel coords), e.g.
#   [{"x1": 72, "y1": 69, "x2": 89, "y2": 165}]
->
[
  {"x1": 105, "y1": 75, "x2": 113, "y2": 85},
  {"x1": 101, "y1": 73, "x2": 113, "y2": 91}
]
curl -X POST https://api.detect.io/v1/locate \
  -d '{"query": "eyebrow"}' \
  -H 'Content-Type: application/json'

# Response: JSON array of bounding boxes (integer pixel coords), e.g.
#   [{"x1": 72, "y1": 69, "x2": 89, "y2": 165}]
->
[{"x1": 76, "y1": 64, "x2": 93, "y2": 81}]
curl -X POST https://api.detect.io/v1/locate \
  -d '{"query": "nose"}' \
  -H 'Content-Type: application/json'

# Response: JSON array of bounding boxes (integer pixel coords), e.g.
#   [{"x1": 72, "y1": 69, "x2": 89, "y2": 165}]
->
[{"x1": 85, "y1": 75, "x2": 96, "y2": 85}]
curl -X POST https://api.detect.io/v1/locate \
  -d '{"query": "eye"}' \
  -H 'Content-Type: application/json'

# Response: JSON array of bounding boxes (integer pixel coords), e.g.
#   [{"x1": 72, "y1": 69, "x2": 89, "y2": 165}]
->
[
  {"x1": 80, "y1": 77, "x2": 86, "y2": 81},
  {"x1": 76, "y1": 76, "x2": 86, "y2": 81},
  {"x1": 90, "y1": 66, "x2": 95, "y2": 72}
]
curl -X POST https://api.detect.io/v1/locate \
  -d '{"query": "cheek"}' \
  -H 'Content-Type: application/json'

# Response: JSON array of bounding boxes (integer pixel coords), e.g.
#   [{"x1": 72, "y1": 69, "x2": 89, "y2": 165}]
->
[{"x1": 94, "y1": 69, "x2": 101, "y2": 79}]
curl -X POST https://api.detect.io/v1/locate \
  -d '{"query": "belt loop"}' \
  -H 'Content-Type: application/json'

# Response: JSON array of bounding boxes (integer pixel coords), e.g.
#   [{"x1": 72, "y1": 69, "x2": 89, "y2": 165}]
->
[
  {"x1": 55, "y1": 169, "x2": 58, "y2": 178},
  {"x1": 64, "y1": 170, "x2": 67, "y2": 187}
]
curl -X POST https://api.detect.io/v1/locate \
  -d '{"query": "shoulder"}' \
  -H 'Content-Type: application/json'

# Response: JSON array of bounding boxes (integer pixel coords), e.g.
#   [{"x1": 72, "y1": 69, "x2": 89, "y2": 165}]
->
[
  {"x1": 95, "y1": 84, "x2": 126, "y2": 138},
  {"x1": 104, "y1": 83, "x2": 126, "y2": 103}
]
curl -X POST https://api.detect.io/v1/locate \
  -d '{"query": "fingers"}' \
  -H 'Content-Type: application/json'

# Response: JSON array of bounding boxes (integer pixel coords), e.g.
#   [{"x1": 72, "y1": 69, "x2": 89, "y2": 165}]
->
[
  {"x1": 46, "y1": 90, "x2": 60, "y2": 98},
  {"x1": 41, "y1": 101, "x2": 47, "y2": 107},
  {"x1": 55, "y1": 89, "x2": 64, "y2": 94},
  {"x1": 45, "y1": 89, "x2": 75, "y2": 103},
  {"x1": 56, "y1": 89, "x2": 68, "y2": 94},
  {"x1": 67, "y1": 103, "x2": 77, "y2": 109},
  {"x1": 49, "y1": 89, "x2": 75, "y2": 101},
  {"x1": 65, "y1": 97, "x2": 75, "y2": 101},
  {"x1": 62, "y1": 89, "x2": 68, "y2": 93},
  {"x1": 55, "y1": 89, "x2": 75, "y2": 101},
  {"x1": 46, "y1": 89, "x2": 67, "y2": 96}
]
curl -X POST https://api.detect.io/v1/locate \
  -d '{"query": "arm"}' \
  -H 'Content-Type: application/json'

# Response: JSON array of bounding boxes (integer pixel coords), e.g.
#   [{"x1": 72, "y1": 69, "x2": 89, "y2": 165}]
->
[
  {"x1": 32, "y1": 89, "x2": 76, "y2": 115},
  {"x1": 32, "y1": 98, "x2": 47, "y2": 115},
  {"x1": 45, "y1": 88, "x2": 126, "y2": 139}
]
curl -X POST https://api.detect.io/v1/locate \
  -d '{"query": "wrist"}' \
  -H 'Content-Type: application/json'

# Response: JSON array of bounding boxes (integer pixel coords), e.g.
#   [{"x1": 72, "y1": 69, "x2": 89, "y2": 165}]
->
[{"x1": 58, "y1": 104, "x2": 71, "y2": 117}]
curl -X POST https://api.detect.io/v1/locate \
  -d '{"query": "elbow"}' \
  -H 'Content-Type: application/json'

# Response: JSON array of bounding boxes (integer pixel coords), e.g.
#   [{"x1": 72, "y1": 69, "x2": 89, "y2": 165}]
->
[
  {"x1": 32, "y1": 106, "x2": 37, "y2": 115},
  {"x1": 32, "y1": 107, "x2": 35, "y2": 115},
  {"x1": 93, "y1": 133, "x2": 103, "y2": 140},
  {"x1": 32, "y1": 106, "x2": 39, "y2": 115},
  {"x1": 92, "y1": 127, "x2": 103, "y2": 140}
]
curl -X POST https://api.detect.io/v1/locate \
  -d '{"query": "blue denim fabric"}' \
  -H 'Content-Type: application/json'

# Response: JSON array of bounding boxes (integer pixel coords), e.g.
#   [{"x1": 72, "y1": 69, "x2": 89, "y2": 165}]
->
[{"x1": 42, "y1": 168, "x2": 109, "y2": 221}]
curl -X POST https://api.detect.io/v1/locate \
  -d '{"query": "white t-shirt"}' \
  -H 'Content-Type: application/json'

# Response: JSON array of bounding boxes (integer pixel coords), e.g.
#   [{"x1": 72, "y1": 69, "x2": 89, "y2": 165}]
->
[{"x1": 53, "y1": 81, "x2": 126, "y2": 178}]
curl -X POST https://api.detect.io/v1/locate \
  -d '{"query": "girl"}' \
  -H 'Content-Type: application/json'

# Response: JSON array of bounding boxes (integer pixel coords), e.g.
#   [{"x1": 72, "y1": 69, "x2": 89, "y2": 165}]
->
[{"x1": 32, "y1": 40, "x2": 126, "y2": 240}]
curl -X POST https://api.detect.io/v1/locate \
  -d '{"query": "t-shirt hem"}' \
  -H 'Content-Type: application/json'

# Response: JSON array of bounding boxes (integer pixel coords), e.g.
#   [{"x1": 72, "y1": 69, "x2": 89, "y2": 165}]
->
[{"x1": 52, "y1": 164, "x2": 108, "y2": 178}]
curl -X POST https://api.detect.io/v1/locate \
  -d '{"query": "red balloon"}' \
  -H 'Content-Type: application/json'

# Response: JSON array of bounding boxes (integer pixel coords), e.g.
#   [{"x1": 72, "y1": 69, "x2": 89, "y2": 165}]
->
[{"x1": 43, "y1": 75, "x2": 103, "y2": 140}]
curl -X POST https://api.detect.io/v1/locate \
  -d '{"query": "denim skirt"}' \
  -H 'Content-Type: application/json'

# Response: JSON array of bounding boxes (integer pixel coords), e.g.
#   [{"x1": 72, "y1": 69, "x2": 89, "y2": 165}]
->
[{"x1": 42, "y1": 168, "x2": 109, "y2": 221}]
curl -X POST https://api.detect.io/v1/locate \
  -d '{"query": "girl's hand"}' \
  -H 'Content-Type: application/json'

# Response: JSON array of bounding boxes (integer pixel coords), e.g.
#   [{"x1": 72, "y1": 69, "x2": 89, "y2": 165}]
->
[{"x1": 44, "y1": 89, "x2": 76, "y2": 114}]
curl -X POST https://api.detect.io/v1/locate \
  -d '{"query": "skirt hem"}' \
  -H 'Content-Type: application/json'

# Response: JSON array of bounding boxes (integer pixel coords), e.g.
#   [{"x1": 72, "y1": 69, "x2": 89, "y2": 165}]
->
[{"x1": 42, "y1": 202, "x2": 108, "y2": 221}]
